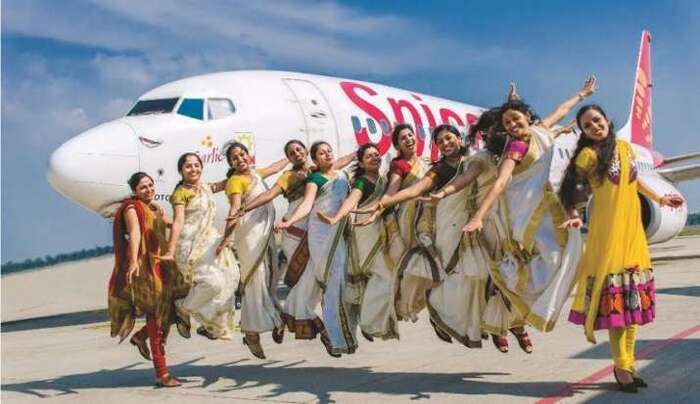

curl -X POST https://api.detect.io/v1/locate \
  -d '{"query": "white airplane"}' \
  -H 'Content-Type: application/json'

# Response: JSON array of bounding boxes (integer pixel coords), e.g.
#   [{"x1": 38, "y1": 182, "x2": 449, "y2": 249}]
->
[{"x1": 48, "y1": 31, "x2": 698, "y2": 244}]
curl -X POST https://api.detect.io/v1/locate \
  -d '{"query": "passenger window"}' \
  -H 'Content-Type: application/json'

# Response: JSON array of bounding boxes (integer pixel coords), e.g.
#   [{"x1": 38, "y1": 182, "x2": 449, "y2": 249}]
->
[
  {"x1": 178, "y1": 98, "x2": 204, "y2": 120},
  {"x1": 351, "y1": 116, "x2": 362, "y2": 133},
  {"x1": 207, "y1": 98, "x2": 236, "y2": 120},
  {"x1": 367, "y1": 118, "x2": 377, "y2": 135}
]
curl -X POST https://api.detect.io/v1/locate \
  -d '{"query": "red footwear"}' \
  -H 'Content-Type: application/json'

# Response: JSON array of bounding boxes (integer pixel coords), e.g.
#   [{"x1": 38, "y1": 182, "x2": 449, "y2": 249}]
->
[
  {"x1": 491, "y1": 334, "x2": 509, "y2": 353},
  {"x1": 510, "y1": 327, "x2": 533, "y2": 354}
]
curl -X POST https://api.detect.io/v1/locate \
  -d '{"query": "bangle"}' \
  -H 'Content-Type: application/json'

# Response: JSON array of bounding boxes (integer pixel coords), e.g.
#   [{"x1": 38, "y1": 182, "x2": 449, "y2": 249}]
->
[{"x1": 576, "y1": 92, "x2": 585, "y2": 101}]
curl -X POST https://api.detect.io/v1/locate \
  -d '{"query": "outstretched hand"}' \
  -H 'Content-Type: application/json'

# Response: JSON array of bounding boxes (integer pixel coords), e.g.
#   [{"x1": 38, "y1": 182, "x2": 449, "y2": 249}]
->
[
  {"x1": 354, "y1": 211, "x2": 380, "y2": 227},
  {"x1": 317, "y1": 211, "x2": 337, "y2": 225},
  {"x1": 353, "y1": 202, "x2": 380, "y2": 215},
  {"x1": 463, "y1": 217, "x2": 483, "y2": 233},
  {"x1": 660, "y1": 194, "x2": 684, "y2": 208},
  {"x1": 579, "y1": 75, "x2": 597, "y2": 98},
  {"x1": 274, "y1": 221, "x2": 291, "y2": 233},
  {"x1": 559, "y1": 217, "x2": 583, "y2": 229},
  {"x1": 419, "y1": 190, "x2": 446, "y2": 204}
]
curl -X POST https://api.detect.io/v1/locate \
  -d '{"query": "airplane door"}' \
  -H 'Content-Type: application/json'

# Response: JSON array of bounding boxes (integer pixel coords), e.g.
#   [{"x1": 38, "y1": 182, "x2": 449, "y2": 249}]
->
[{"x1": 282, "y1": 79, "x2": 338, "y2": 148}]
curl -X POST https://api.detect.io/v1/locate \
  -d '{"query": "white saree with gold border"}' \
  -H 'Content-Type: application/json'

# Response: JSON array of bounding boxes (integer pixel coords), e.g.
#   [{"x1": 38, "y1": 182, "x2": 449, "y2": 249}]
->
[
  {"x1": 175, "y1": 184, "x2": 239, "y2": 339},
  {"x1": 426, "y1": 152, "x2": 494, "y2": 347},
  {"x1": 307, "y1": 172, "x2": 358, "y2": 354},
  {"x1": 488, "y1": 126, "x2": 582, "y2": 332},
  {"x1": 233, "y1": 174, "x2": 283, "y2": 334}
]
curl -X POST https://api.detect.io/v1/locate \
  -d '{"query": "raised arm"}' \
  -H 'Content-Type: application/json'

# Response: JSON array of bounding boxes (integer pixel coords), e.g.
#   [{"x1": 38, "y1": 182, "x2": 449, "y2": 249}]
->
[
  {"x1": 258, "y1": 157, "x2": 290, "y2": 179},
  {"x1": 539, "y1": 75, "x2": 597, "y2": 130},
  {"x1": 216, "y1": 193, "x2": 242, "y2": 255},
  {"x1": 378, "y1": 175, "x2": 435, "y2": 210},
  {"x1": 162, "y1": 204, "x2": 185, "y2": 260},
  {"x1": 424, "y1": 160, "x2": 484, "y2": 203},
  {"x1": 124, "y1": 207, "x2": 142, "y2": 284},
  {"x1": 318, "y1": 188, "x2": 363, "y2": 225},
  {"x1": 333, "y1": 151, "x2": 356, "y2": 170},
  {"x1": 244, "y1": 184, "x2": 284, "y2": 213},
  {"x1": 275, "y1": 182, "x2": 318, "y2": 231},
  {"x1": 463, "y1": 158, "x2": 517, "y2": 232}
]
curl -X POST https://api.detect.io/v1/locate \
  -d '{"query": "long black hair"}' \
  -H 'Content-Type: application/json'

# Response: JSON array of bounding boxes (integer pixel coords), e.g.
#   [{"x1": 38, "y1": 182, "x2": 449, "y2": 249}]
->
[
  {"x1": 468, "y1": 107, "x2": 508, "y2": 159},
  {"x1": 559, "y1": 104, "x2": 617, "y2": 210},
  {"x1": 498, "y1": 99, "x2": 537, "y2": 126},
  {"x1": 128, "y1": 172, "x2": 154, "y2": 192},
  {"x1": 351, "y1": 143, "x2": 379, "y2": 182},
  {"x1": 175, "y1": 152, "x2": 203, "y2": 190},
  {"x1": 391, "y1": 123, "x2": 414, "y2": 158},
  {"x1": 224, "y1": 141, "x2": 249, "y2": 178}
]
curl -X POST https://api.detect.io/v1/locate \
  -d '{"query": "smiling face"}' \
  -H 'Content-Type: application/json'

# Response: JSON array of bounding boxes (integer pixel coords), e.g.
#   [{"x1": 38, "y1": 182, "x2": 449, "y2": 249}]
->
[
  {"x1": 435, "y1": 129, "x2": 461, "y2": 157},
  {"x1": 133, "y1": 176, "x2": 155, "y2": 203},
  {"x1": 285, "y1": 142, "x2": 308, "y2": 166},
  {"x1": 501, "y1": 109, "x2": 531, "y2": 139},
  {"x1": 397, "y1": 128, "x2": 417, "y2": 158},
  {"x1": 578, "y1": 108, "x2": 610, "y2": 142},
  {"x1": 228, "y1": 146, "x2": 251, "y2": 173},
  {"x1": 312, "y1": 143, "x2": 335, "y2": 170},
  {"x1": 180, "y1": 155, "x2": 202, "y2": 184},
  {"x1": 359, "y1": 146, "x2": 381, "y2": 174}
]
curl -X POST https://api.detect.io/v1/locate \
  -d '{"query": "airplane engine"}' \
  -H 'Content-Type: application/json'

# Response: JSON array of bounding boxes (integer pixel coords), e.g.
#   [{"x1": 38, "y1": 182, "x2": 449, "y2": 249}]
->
[{"x1": 637, "y1": 175, "x2": 688, "y2": 244}]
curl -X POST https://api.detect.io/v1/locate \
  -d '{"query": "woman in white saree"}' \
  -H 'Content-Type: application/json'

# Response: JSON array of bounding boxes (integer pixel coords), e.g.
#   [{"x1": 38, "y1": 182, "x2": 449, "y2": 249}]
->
[
  {"x1": 275, "y1": 141, "x2": 356, "y2": 357},
  {"x1": 356, "y1": 125, "x2": 429, "y2": 326},
  {"x1": 463, "y1": 77, "x2": 596, "y2": 352},
  {"x1": 358, "y1": 125, "x2": 490, "y2": 346},
  {"x1": 217, "y1": 142, "x2": 288, "y2": 359},
  {"x1": 316, "y1": 143, "x2": 394, "y2": 342},
  {"x1": 162, "y1": 153, "x2": 239, "y2": 341}
]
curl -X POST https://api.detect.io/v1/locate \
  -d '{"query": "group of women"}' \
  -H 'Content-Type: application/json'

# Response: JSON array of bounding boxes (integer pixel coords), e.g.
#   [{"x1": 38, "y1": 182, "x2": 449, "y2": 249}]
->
[{"x1": 107, "y1": 76, "x2": 684, "y2": 392}]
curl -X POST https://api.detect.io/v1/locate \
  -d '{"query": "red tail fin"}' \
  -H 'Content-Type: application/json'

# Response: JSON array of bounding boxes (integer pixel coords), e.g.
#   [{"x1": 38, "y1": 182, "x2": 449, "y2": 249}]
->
[{"x1": 628, "y1": 30, "x2": 653, "y2": 149}]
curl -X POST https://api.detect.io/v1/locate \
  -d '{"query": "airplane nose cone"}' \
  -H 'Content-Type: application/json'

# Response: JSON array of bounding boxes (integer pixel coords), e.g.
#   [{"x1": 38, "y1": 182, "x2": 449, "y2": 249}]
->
[{"x1": 47, "y1": 121, "x2": 139, "y2": 217}]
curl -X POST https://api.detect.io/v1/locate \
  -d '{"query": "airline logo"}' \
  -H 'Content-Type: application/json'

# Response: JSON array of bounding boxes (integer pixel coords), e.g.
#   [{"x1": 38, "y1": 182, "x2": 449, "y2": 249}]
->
[
  {"x1": 340, "y1": 81, "x2": 480, "y2": 161},
  {"x1": 630, "y1": 31, "x2": 653, "y2": 151}
]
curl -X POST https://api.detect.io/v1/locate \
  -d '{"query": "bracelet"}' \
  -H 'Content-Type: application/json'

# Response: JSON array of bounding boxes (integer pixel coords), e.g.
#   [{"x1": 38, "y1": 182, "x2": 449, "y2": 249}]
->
[{"x1": 576, "y1": 92, "x2": 585, "y2": 101}]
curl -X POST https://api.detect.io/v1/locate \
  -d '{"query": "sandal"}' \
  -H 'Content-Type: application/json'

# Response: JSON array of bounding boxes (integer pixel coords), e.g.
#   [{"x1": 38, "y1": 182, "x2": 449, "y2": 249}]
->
[
  {"x1": 272, "y1": 326, "x2": 284, "y2": 344},
  {"x1": 613, "y1": 367, "x2": 638, "y2": 393},
  {"x1": 510, "y1": 327, "x2": 533, "y2": 354},
  {"x1": 155, "y1": 374, "x2": 181, "y2": 388},
  {"x1": 196, "y1": 326, "x2": 218, "y2": 340},
  {"x1": 130, "y1": 335, "x2": 151, "y2": 361},
  {"x1": 174, "y1": 310, "x2": 191, "y2": 339},
  {"x1": 320, "y1": 331, "x2": 341, "y2": 358},
  {"x1": 491, "y1": 334, "x2": 509, "y2": 353},
  {"x1": 243, "y1": 333, "x2": 266, "y2": 359},
  {"x1": 429, "y1": 318, "x2": 452, "y2": 344}
]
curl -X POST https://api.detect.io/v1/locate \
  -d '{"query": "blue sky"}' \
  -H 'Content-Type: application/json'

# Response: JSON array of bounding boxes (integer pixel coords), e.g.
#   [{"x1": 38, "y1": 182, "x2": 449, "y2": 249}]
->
[{"x1": 2, "y1": 0, "x2": 699, "y2": 262}]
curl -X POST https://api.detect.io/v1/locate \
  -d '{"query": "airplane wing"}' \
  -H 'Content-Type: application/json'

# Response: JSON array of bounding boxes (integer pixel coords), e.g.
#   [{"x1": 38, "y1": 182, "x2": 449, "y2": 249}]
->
[
  {"x1": 662, "y1": 151, "x2": 700, "y2": 165},
  {"x1": 657, "y1": 162, "x2": 700, "y2": 183}
]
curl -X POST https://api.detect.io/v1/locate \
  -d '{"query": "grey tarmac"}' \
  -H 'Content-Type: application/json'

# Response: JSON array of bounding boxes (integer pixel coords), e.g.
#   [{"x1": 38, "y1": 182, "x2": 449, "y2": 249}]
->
[{"x1": 2, "y1": 236, "x2": 699, "y2": 403}]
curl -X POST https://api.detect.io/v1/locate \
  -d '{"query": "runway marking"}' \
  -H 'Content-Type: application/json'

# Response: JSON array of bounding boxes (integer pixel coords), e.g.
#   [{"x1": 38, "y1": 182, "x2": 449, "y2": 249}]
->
[{"x1": 536, "y1": 323, "x2": 700, "y2": 404}]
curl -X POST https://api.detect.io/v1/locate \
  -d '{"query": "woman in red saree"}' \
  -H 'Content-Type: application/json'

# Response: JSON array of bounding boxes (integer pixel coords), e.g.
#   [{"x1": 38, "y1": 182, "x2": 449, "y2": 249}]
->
[{"x1": 108, "y1": 172, "x2": 186, "y2": 387}]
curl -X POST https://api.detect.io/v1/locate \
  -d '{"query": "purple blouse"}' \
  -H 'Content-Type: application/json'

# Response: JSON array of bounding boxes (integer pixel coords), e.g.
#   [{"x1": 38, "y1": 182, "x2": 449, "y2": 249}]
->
[{"x1": 504, "y1": 139, "x2": 529, "y2": 162}]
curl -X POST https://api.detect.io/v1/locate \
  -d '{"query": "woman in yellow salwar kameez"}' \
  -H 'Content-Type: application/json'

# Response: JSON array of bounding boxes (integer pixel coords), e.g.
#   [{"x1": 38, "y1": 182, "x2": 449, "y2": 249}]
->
[{"x1": 560, "y1": 105, "x2": 683, "y2": 393}]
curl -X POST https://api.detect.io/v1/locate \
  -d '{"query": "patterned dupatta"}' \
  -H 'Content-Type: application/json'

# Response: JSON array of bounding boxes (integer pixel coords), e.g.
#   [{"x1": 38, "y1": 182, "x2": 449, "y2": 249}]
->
[{"x1": 108, "y1": 198, "x2": 171, "y2": 341}]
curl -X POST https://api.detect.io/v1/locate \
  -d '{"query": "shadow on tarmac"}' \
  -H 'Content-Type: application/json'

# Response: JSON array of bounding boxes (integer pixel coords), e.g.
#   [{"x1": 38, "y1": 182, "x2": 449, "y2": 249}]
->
[
  {"x1": 1, "y1": 309, "x2": 108, "y2": 333},
  {"x1": 656, "y1": 286, "x2": 700, "y2": 297},
  {"x1": 2, "y1": 357, "x2": 568, "y2": 402}
]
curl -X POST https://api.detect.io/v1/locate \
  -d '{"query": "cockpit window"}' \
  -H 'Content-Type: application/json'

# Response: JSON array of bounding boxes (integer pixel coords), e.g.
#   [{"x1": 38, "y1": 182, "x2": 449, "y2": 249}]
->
[
  {"x1": 127, "y1": 98, "x2": 179, "y2": 116},
  {"x1": 177, "y1": 98, "x2": 204, "y2": 120},
  {"x1": 207, "y1": 98, "x2": 236, "y2": 120}
]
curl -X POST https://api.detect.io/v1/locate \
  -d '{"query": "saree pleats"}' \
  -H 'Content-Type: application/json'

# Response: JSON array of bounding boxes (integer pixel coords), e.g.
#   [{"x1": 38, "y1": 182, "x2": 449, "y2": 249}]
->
[
  {"x1": 233, "y1": 175, "x2": 283, "y2": 334},
  {"x1": 174, "y1": 184, "x2": 239, "y2": 339}
]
